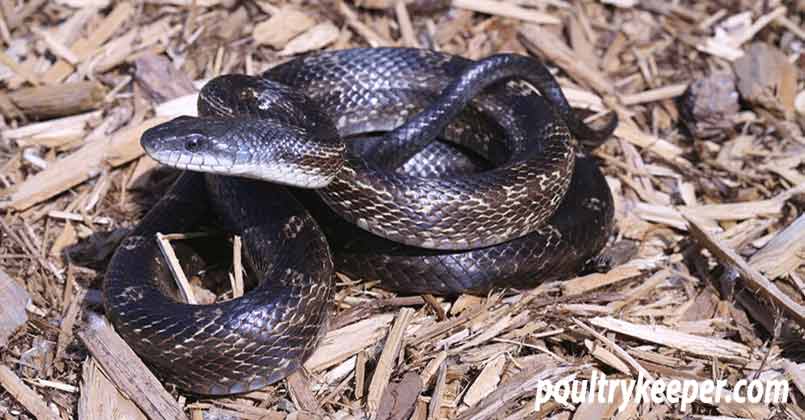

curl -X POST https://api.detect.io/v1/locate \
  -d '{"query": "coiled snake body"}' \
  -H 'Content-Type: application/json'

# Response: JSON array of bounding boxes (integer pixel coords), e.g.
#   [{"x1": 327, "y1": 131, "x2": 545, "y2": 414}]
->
[{"x1": 104, "y1": 48, "x2": 616, "y2": 394}]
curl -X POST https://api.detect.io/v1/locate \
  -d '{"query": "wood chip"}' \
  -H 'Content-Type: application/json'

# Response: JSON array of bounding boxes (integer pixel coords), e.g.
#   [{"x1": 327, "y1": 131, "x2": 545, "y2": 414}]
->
[
  {"x1": 733, "y1": 42, "x2": 798, "y2": 119},
  {"x1": 696, "y1": 7, "x2": 787, "y2": 61},
  {"x1": 456, "y1": 364, "x2": 579, "y2": 420},
  {"x1": 782, "y1": 360, "x2": 805, "y2": 398},
  {"x1": 286, "y1": 370, "x2": 321, "y2": 414},
  {"x1": 49, "y1": 222, "x2": 77, "y2": 257},
  {"x1": 608, "y1": 269, "x2": 670, "y2": 312},
  {"x1": 367, "y1": 307, "x2": 415, "y2": 418},
  {"x1": 678, "y1": 72, "x2": 740, "y2": 140},
  {"x1": 156, "y1": 232, "x2": 197, "y2": 304},
  {"x1": 452, "y1": 0, "x2": 560, "y2": 25},
  {"x1": 584, "y1": 339, "x2": 631, "y2": 375},
  {"x1": 134, "y1": 53, "x2": 197, "y2": 103},
  {"x1": 305, "y1": 313, "x2": 395, "y2": 372},
  {"x1": 55, "y1": 286, "x2": 86, "y2": 366},
  {"x1": 620, "y1": 82, "x2": 689, "y2": 106},
  {"x1": 0, "y1": 269, "x2": 30, "y2": 347},
  {"x1": 338, "y1": 1, "x2": 394, "y2": 47},
  {"x1": 613, "y1": 120, "x2": 683, "y2": 159},
  {"x1": 355, "y1": 350, "x2": 368, "y2": 399},
  {"x1": 462, "y1": 354, "x2": 505, "y2": 408},
  {"x1": 77, "y1": 358, "x2": 147, "y2": 420},
  {"x1": 519, "y1": 23, "x2": 614, "y2": 95},
  {"x1": 2, "y1": 117, "x2": 167, "y2": 211},
  {"x1": 749, "y1": 214, "x2": 805, "y2": 279},
  {"x1": 43, "y1": 2, "x2": 135, "y2": 83},
  {"x1": 588, "y1": 316, "x2": 752, "y2": 361},
  {"x1": 253, "y1": 7, "x2": 316, "y2": 48},
  {"x1": 78, "y1": 314, "x2": 189, "y2": 420},
  {"x1": 3, "y1": 110, "x2": 102, "y2": 140},
  {"x1": 573, "y1": 318, "x2": 654, "y2": 381},
  {"x1": 419, "y1": 351, "x2": 447, "y2": 387},
  {"x1": 0, "y1": 365, "x2": 60, "y2": 420},
  {"x1": 684, "y1": 213, "x2": 805, "y2": 328},
  {"x1": 375, "y1": 371, "x2": 422, "y2": 420},
  {"x1": 6, "y1": 81, "x2": 107, "y2": 119},
  {"x1": 279, "y1": 22, "x2": 340, "y2": 56},
  {"x1": 3, "y1": 2, "x2": 804, "y2": 417},
  {"x1": 562, "y1": 262, "x2": 646, "y2": 296},
  {"x1": 395, "y1": 0, "x2": 420, "y2": 48},
  {"x1": 0, "y1": 50, "x2": 41, "y2": 86},
  {"x1": 32, "y1": 26, "x2": 79, "y2": 64},
  {"x1": 427, "y1": 361, "x2": 447, "y2": 420}
]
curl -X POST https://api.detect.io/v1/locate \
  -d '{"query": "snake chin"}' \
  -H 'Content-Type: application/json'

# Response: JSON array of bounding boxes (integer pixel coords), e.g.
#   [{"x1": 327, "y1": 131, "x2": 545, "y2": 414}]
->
[
  {"x1": 150, "y1": 149, "x2": 335, "y2": 188},
  {"x1": 229, "y1": 162, "x2": 336, "y2": 188}
]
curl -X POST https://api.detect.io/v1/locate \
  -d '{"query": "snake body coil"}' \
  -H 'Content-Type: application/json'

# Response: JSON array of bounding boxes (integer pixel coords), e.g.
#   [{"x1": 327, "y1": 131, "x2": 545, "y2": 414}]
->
[{"x1": 104, "y1": 48, "x2": 616, "y2": 394}]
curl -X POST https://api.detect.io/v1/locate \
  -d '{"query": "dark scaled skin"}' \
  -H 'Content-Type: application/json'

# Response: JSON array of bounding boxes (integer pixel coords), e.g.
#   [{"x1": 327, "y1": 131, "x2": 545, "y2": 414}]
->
[
  {"x1": 265, "y1": 48, "x2": 617, "y2": 249},
  {"x1": 104, "y1": 47, "x2": 617, "y2": 395},
  {"x1": 318, "y1": 155, "x2": 614, "y2": 295},
  {"x1": 104, "y1": 173, "x2": 334, "y2": 394},
  {"x1": 143, "y1": 48, "x2": 617, "y2": 250}
]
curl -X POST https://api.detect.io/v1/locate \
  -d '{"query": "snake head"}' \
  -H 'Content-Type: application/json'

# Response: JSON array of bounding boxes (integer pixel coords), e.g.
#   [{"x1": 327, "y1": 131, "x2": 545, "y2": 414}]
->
[{"x1": 141, "y1": 116, "x2": 344, "y2": 188}]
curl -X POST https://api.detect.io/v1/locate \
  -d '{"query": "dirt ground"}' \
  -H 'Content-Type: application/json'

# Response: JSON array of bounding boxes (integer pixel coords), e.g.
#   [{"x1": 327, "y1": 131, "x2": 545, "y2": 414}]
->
[{"x1": 1, "y1": 0, "x2": 804, "y2": 419}]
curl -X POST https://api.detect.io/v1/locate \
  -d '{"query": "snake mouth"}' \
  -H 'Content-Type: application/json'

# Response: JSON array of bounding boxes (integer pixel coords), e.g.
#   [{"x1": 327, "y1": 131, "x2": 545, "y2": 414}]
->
[
  {"x1": 148, "y1": 149, "x2": 335, "y2": 188},
  {"x1": 147, "y1": 149, "x2": 233, "y2": 174}
]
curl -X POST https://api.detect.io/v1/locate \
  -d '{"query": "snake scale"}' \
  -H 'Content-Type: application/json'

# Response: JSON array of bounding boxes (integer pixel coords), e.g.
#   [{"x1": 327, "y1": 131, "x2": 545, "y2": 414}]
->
[{"x1": 103, "y1": 48, "x2": 617, "y2": 394}]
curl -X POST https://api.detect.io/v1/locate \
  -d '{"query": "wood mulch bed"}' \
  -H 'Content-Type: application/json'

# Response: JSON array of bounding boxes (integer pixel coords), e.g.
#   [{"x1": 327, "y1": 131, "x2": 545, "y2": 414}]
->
[{"x1": 1, "y1": 0, "x2": 804, "y2": 419}]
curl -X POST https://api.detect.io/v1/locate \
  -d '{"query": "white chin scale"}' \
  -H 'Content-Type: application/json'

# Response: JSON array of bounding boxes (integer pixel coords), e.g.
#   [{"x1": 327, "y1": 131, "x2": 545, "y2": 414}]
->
[
  {"x1": 251, "y1": 162, "x2": 334, "y2": 189},
  {"x1": 151, "y1": 151, "x2": 334, "y2": 189},
  {"x1": 152, "y1": 151, "x2": 229, "y2": 174}
]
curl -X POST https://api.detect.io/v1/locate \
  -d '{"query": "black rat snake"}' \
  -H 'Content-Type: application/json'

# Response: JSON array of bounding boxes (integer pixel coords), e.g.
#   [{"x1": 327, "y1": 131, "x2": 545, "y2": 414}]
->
[{"x1": 103, "y1": 48, "x2": 616, "y2": 394}]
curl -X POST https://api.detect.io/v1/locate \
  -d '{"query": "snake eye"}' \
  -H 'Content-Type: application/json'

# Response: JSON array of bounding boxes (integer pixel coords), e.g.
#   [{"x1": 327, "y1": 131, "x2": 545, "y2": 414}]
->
[{"x1": 185, "y1": 137, "x2": 203, "y2": 152}]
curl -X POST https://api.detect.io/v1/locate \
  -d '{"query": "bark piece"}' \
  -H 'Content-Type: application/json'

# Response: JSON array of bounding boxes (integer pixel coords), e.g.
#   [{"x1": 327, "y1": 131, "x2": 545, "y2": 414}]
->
[
  {"x1": 367, "y1": 308, "x2": 415, "y2": 417},
  {"x1": 253, "y1": 7, "x2": 316, "y2": 48},
  {"x1": 6, "y1": 81, "x2": 107, "y2": 119},
  {"x1": 462, "y1": 354, "x2": 506, "y2": 408},
  {"x1": 734, "y1": 42, "x2": 798, "y2": 119},
  {"x1": 134, "y1": 53, "x2": 197, "y2": 104},
  {"x1": 0, "y1": 365, "x2": 60, "y2": 420},
  {"x1": 0, "y1": 269, "x2": 29, "y2": 347},
  {"x1": 749, "y1": 214, "x2": 805, "y2": 279},
  {"x1": 452, "y1": 0, "x2": 560, "y2": 24},
  {"x1": 78, "y1": 314, "x2": 189, "y2": 420},
  {"x1": 685, "y1": 213, "x2": 805, "y2": 328},
  {"x1": 678, "y1": 72, "x2": 740, "y2": 140},
  {"x1": 519, "y1": 23, "x2": 614, "y2": 95},
  {"x1": 376, "y1": 372, "x2": 422, "y2": 420},
  {"x1": 78, "y1": 358, "x2": 148, "y2": 420},
  {"x1": 304, "y1": 313, "x2": 395, "y2": 372},
  {"x1": 589, "y1": 316, "x2": 752, "y2": 362},
  {"x1": 279, "y1": 22, "x2": 340, "y2": 56}
]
